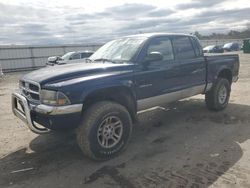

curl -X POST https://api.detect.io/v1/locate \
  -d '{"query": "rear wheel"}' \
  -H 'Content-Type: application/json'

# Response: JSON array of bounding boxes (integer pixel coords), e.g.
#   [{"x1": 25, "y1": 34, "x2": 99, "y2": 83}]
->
[
  {"x1": 76, "y1": 101, "x2": 132, "y2": 160},
  {"x1": 205, "y1": 78, "x2": 231, "y2": 111}
]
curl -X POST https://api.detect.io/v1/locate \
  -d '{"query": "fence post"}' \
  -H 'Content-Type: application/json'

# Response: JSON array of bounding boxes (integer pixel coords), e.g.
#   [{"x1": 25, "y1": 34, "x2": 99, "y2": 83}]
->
[
  {"x1": 0, "y1": 47, "x2": 3, "y2": 75},
  {"x1": 62, "y1": 46, "x2": 66, "y2": 54},
  {"x1": 29, "y1": 47, "x2": 35, "y2": 69},
  {"x1": 0, "y1": 63, "x2": 3, "y2": 77}
]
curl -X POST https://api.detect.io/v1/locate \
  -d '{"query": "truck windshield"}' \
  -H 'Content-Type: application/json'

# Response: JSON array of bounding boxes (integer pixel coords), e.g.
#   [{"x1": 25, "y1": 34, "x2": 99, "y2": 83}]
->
[
  {"x1": 204, "y1": 45, "x2": 215, "y2": 50},
  {"x1": 90, "y1": 37, "x2": 146, "y2": 63},
  {"x1": 61, "y1": 52, "x2": 75, "y2": 60},
  {"x1": 223, "y1": 43, "x2": 233, "y2": 48}
]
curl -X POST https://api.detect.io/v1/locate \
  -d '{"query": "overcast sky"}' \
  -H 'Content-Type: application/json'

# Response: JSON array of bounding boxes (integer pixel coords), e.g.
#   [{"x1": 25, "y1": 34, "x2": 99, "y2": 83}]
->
[{"x1": 0, "y1": 0, "x2": 249, "y2": 45}]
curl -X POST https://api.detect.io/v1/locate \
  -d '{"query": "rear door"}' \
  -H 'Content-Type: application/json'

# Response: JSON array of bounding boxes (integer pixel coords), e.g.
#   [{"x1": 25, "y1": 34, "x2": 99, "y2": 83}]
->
[{"x1": 172, "y1": 36, "x2": 206, "y2": 91}]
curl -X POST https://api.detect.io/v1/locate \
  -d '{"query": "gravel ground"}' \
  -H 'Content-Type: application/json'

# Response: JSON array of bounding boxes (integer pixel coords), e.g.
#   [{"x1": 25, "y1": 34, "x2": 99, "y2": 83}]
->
[{"x1": 0, "y1": 52, "x2": 250, "y2": 188}]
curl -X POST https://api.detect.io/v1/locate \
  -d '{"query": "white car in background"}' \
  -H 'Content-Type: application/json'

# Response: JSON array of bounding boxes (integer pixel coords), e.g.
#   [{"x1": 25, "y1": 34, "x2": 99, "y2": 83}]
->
[{"x1": 47, "y1": 51, "x2": 94, "y2": 66}]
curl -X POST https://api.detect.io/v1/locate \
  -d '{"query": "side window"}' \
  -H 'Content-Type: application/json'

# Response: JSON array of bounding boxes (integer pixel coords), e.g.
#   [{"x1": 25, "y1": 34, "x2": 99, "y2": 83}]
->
[
  {"x1": 70, "y1": 53, "x2": 81, "y2": 60},
  {"x1": 190, "y1": 37, "x2": 203, "y2": 57},
  {"x1": 172, "y1": 36, "x2": 196, "y2": 59},
  {"x1": 81, "y1": 53, "x2": 89, "y2": 58},
  {"x1": 147, "y1": 37, "x2": 174, "y2": 61}
]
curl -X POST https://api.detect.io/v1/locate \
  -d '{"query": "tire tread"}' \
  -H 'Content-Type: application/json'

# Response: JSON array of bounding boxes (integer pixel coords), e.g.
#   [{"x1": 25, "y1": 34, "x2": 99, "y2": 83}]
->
[
  {"x1": 76, "y1": 101, "x2": 132, "y2": 160},
  {"x1": 205, "y1": 78, "x2": 231, "y2": 111}
]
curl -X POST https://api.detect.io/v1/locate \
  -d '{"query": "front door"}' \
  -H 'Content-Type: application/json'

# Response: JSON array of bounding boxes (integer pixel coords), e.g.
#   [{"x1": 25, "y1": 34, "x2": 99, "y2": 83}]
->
[{"x1": 134, "y1": 36, "x2": 181, "y2": 110}]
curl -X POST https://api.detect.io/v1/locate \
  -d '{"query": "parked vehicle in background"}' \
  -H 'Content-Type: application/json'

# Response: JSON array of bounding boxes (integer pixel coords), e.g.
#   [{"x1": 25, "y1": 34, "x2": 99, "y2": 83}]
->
[
  {"x1": 243, "y1": 38, "x2": 250, "y2": 53},
  {"x1": 47, "y1": 51, "x2": 94, "y2": 66},
  {"x1": 223, "y1": 42, "x2": 240, "y2": 52},
  {"x1": 203, "y1": 45, "x2": 224, "y2": 53},
  {"x1": 12, "y1": 33, "x2": 240, "y2": 160}
]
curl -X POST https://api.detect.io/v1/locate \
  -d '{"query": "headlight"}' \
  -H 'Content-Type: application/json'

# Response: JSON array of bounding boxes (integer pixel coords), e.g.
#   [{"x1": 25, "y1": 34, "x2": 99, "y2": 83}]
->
[{"x1": 40, "y1": 90, "x2": 71, "y2": 106}]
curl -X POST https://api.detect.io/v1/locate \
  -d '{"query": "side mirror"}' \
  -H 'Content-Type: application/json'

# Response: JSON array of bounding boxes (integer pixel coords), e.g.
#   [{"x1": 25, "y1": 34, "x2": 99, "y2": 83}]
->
[
  {"x1": 145, "y1": 52, "x2": 163, "y2": 63},
  {"x1": 48, "y1": 56, "x2": 60, "y2": 64}
]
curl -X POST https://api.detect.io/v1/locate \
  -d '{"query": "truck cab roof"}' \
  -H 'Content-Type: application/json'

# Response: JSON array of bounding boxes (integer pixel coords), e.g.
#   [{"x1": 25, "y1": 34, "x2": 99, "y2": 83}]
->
[{"x1": 124, "y1": 33, "x2": 193, "y2": 39}]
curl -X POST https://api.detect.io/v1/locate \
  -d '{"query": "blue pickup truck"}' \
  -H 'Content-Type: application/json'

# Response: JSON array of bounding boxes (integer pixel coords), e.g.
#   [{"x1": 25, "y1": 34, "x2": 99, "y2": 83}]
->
[{"x1": 12, "y1": 33, "x2": 239, "y2": 160}]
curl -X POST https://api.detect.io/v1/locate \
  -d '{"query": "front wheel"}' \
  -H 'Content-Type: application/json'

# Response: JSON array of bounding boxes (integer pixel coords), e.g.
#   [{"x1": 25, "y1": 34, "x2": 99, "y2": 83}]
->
[
  {"x1": 205, "y1": 78, "x2": 231, "y2": 111},
  {"x1": 76, "y1": 101, "x2": 132, "y2": 160}
]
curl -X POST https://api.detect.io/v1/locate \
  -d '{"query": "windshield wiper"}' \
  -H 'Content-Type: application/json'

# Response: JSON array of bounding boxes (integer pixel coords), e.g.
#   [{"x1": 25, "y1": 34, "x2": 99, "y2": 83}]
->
[{"x1": 94, "y1": 58, "x2": 117, "y2": 64}]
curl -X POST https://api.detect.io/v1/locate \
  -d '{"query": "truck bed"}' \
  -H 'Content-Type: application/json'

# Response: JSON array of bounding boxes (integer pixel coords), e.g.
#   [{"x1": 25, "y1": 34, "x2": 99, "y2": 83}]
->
[{"x1": 205, "y1": 53, "x2": 240, "y2": 84}]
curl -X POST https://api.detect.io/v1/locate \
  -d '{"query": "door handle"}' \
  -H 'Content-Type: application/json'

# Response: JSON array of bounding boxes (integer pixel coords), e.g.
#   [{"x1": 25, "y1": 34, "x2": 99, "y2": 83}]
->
[{"x1": 139, "y1": 83, "x2": 153, "y2": 88}]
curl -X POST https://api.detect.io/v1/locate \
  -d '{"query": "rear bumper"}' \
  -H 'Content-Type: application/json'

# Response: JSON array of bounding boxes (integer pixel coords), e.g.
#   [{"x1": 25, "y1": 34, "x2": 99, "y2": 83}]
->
[{"x1": 12, "y1": 92, "x2": 82, "y2": 134}]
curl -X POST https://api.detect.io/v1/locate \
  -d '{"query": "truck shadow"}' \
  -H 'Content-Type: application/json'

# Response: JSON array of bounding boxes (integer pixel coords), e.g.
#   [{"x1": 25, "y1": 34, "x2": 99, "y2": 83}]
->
[{"x1": 1, "y1": 98, "x2": 250, "y2": 187}]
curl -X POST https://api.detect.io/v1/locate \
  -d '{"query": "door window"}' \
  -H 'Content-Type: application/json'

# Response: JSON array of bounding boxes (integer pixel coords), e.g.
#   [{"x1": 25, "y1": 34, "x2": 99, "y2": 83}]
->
[
  {"x1": 81, "y1": 53, "x2": 91, "y2": 58},
  {"x1": 172, "y1": 36, "x2": 196, "y2": 59},
  {"x1": 190, "y1": 37, "x2": 203, "y2": 57},
  {"x1": 70, "y1": 53, "x2": 81, "y2": 60},
  {"x1": 147, "y1": 37, "x2": 174, "y2": 61}
]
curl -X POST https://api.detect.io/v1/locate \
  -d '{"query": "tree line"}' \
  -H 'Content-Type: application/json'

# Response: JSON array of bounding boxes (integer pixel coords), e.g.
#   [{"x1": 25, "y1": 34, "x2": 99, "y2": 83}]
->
[{"x1": 192, "y1": 28, "x2": 250, "y2": 40}]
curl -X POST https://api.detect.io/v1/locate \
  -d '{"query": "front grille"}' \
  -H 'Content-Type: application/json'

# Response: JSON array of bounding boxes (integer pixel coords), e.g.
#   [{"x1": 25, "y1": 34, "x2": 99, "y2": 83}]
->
[{"x1": 20, "y1": 80, "x2": 40, "y2": 104}]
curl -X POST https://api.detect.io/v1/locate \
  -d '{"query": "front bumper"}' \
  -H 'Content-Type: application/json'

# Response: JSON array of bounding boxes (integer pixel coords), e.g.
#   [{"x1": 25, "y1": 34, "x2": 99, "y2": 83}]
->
[{"x1": 12, "y1": 92, "x2": 83, "y2": 134}]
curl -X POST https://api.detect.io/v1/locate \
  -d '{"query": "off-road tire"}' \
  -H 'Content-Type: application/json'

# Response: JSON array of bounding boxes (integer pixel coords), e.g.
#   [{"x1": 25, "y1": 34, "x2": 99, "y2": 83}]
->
[
  {"x1": 205, "y1": 78, "x2": 231, "y2": 111},
  {"x1": 76, "y1": 101, "x2": 132, "y2": 160}
]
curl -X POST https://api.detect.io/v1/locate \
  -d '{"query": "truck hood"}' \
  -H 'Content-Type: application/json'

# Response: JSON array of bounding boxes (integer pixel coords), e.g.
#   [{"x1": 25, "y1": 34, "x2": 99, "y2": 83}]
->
[{"x1": 21, "y1": 62, "x2": 134, "y2": 85}]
